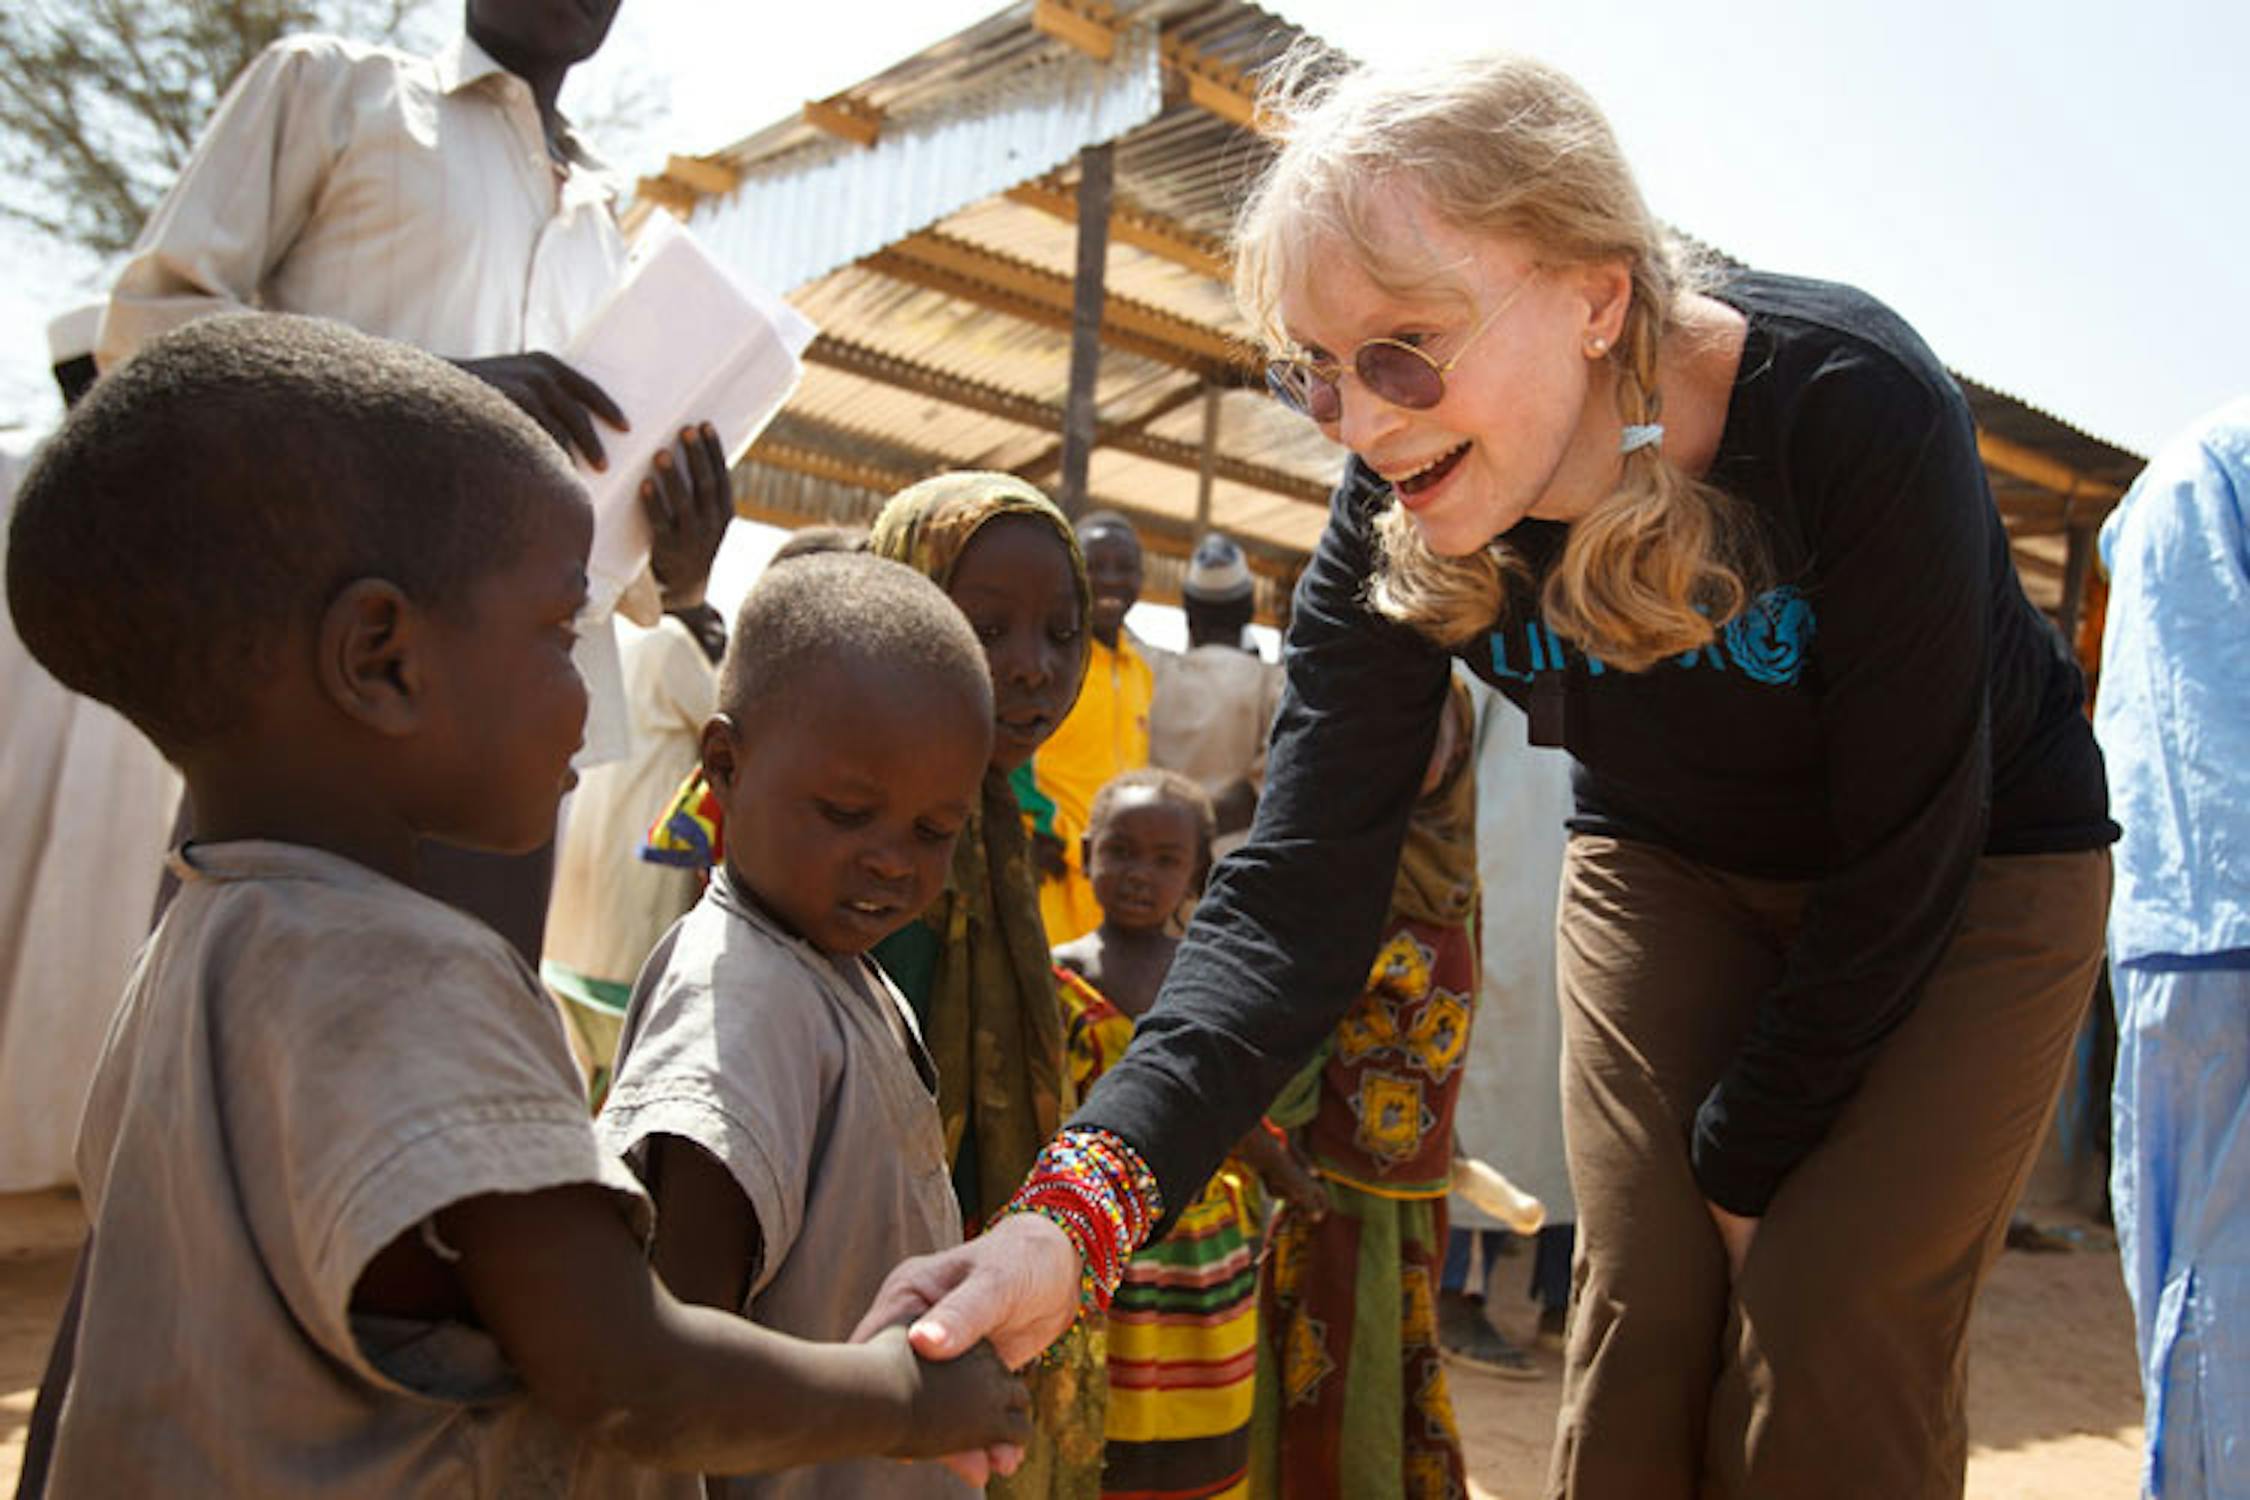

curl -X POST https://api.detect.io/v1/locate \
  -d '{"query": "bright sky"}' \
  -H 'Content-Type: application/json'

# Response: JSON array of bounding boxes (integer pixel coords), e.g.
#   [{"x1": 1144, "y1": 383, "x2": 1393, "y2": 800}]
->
[{"x1": 4, "y1": 0, "x2": 2239, "y2": 464}]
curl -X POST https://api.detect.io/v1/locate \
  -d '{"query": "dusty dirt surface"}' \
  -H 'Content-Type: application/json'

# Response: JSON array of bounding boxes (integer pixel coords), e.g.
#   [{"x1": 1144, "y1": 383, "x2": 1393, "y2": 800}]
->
[
  {"x1": 1449, "y1": 1210, "x2": 2145, "y2": 1499},
  {"x1": 0, "y1": 1192, "x2": 2142, "y2": 1496}
]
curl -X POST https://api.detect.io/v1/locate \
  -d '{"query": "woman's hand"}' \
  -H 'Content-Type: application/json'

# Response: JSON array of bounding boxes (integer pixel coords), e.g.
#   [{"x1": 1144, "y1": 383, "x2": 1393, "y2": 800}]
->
[
  {"x1": 851, "y1": 1212, "x2": 1082, "y2": 1371},
  {"x1": 1705, "y1": 1199, "x2": 1759, "y2": 1281}
]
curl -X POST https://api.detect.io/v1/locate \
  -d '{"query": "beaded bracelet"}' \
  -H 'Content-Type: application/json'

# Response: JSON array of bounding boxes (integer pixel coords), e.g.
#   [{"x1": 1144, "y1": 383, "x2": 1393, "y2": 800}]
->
[{"x1": 1000, "y1": 1126, "x2": 1163, "y2": 1316}]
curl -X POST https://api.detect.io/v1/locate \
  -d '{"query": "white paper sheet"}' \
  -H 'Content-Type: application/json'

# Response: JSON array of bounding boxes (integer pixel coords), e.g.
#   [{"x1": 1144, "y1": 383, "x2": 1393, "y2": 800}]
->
[{"x1": 562, "y1": 214, "x2": 817, "y2": 616}]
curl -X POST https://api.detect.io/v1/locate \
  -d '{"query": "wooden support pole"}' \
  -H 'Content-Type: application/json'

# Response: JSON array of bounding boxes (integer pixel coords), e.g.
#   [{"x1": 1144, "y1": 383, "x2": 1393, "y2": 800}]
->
[
  {"x1": 1058, "y1": 143, "x2": 1113, "y2": 519},
  {"x1": 2056, "y1": 522, "x2": 2097, "y2": 642},
  {"x1": 1194, "y1": 382, "x2": 1219, "y2": 536}
]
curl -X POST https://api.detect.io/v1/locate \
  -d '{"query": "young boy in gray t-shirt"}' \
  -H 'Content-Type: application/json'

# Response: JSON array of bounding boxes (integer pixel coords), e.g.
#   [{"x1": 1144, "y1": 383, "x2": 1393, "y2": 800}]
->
[
  {"x1": 598, "y1": 551, "x2": 1003, "y2": 1498},
  {"x1": 6, "y1": 317, "x2": 1026, "y2": 1498}
]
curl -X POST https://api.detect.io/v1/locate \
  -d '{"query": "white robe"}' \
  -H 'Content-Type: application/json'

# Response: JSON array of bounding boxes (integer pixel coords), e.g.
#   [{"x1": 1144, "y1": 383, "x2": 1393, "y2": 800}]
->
[
  {"x1": 0, "y1": 437, "x2": 182, "y2": 1188},
  {"x1": 1450, "y1": 673, "x2": 1577, "y2": 1228}
]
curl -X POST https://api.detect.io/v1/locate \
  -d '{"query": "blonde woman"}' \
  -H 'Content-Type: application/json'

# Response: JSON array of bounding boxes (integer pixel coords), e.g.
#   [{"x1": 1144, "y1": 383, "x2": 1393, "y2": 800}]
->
[{"x1": 864, "y1": 50, "x2": 2115, "y2": 1500}]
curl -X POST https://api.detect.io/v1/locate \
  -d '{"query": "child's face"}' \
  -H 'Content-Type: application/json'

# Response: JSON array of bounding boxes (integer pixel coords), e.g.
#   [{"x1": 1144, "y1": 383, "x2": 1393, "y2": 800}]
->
[
  {"x1": 1084, "y1": 786, "x2": 1202, "y2": 934},
  {"x1": 415, "y1": 484, "x2": 592, "y2": 852},
  {"x1": 1079, "y1": 526, "x2": 1142, "y2": 644},
  {"x1": 708, "y1": 664, "x2": 988, "y2": 956},
  {"x1": 945, "y1": 515, "x2": 1087, "y2": 773}
]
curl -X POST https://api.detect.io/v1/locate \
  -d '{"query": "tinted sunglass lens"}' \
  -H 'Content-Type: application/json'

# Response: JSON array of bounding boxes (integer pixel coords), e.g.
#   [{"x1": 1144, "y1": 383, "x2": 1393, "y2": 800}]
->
[
  {"x1": 1267, "y1": 361, "x2": 1342, "y2": 422},
  {"x1": 1357, "y1": 343, "x2": 1445, "y2": 410},
  {"x1": 1264, "y1": 362, "x2": 1309, "y2": 413}
]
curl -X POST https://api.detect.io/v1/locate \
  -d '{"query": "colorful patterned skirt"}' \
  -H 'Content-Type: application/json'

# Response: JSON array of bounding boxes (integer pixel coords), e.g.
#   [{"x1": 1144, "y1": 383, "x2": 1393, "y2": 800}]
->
[
  {"x1": 1101, "y1": 1163, "x2": 1261, "y2": 1499},
  {"x1": 1249, "y1": 1185, "x2": 1464, "y2": 1500},
  {"x1": 1054, "y1": 964, "x2": 1261, "y2": 1498}
]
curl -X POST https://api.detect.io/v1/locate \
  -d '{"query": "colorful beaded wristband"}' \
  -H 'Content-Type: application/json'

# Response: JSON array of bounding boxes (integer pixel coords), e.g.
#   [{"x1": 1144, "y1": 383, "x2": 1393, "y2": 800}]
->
[{"x1": 1001, "y1": 1126, "x2": 1163, "y2": 1316}]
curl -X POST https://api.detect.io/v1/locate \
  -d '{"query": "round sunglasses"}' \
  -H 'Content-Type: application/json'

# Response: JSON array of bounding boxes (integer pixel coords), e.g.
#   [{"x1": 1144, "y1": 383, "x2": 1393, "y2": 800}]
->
[{"x1": 1264, "y1": 271, "x2": 1540, "y2": 424}]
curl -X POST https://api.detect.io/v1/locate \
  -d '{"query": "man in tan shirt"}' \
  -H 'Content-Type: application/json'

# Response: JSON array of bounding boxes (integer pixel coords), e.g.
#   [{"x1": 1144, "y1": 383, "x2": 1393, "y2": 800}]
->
[
  {"x1": 98, "y1": 0, "x2": 734, "y2": 961},
  {"x1": 1148, "y1": 534, "x2": 1282, "y2": 860}
]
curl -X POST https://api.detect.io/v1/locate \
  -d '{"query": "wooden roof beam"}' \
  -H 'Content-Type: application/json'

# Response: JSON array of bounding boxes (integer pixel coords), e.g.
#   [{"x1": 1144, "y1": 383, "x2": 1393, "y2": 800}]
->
[
  {"x1": 1004, "y1": 179, "x2": 1231, "y2": 282},
  {"x1": 661, "y1": 153, "x2": 741, "y2": 197},
  {"x1": 740, "y1": 436, "x2": 918, "y2": 498},
  {"x1": 886, "y1": 231, "x2": 1252, "y2": 368},
  {"x1": 1033, "y1": 1, "x2": 1260, "y2": 132},
  {"x1": 1977, "y1": 429, "x2": 2124, "y2": 507},
  {"x1": 804, "y1": 334, "x2": 1324, "y2": 503},
  {"x1": 860, "y1": 248, "x2": 1226, "y2": 377},
  {"x1": 632, "y1": 176, "x2": 697, "y2": 218},
  {"x1": 804, "y1": 336, "x2": 1059, "y2": 429},
  {"x1": 803, "y1": 93, "x2": 885, "y2": 149},
  {"x1": 1012, "y1": 380, "x2": 1210, "y2": 483},
  {"x1": 861, "y1": 237, "x2": 1254, "y2": 381},
  {"x1": 1157, "y1": 29, "x2": 1259, "y2": 129},
  {"x1": 739, "y1": 438, "x2": 1306, "y2": 579},
  {"x1": 1032, "y1": 0, "x2": 1121, "y2": 61}
]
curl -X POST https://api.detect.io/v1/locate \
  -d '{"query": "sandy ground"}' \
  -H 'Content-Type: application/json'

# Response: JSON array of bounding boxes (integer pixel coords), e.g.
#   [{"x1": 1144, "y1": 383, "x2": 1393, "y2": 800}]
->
[{"x1": 0, "y1": 1190, "x2": 2143, "y2": 1496}]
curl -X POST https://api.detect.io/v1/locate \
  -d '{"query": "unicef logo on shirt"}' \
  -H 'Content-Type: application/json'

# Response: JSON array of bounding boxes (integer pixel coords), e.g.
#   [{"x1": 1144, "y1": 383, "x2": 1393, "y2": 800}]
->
[{"x1": 1721, "y1": 586, "x2": 1816, "y2": 685}]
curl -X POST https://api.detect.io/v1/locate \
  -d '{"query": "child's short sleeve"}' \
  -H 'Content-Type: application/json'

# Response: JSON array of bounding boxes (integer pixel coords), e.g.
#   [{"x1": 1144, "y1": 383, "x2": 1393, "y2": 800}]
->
[
  {"x1": 598, "y1": 910, "x2": 846, "y2": 1301},
  {"x1": 206, "y1": 865, "x2": 651, "y2": 1392}
]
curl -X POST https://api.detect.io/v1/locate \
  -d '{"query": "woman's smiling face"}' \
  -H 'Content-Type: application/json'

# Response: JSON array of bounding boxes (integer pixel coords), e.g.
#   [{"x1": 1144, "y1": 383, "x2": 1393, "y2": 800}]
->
[{"x1": 1275, "y1": 190, "x2": 1625, "y2": 552}]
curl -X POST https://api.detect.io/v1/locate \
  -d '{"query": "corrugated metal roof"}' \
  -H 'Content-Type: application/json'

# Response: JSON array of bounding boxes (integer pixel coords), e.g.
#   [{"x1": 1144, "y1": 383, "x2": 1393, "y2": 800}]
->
[{"x1": 651, "y1": 0, "x2": 2144, "y2": 625}]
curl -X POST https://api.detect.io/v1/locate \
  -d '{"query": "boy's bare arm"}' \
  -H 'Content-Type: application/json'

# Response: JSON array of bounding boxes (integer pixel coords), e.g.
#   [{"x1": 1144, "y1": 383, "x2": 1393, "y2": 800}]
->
[
  {"x1": 430, "y1": 1185, "x2": 1029, "y2": 1473},
  {"x1": 642, "y1": 1134, "x2": 758, "y2": 1313}
]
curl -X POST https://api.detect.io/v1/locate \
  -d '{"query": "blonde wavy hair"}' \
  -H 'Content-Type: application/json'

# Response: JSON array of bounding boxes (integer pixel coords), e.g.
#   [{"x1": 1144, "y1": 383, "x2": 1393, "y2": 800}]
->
[{"x1": 1234, "y1": 47, "x2": 1756, "y2": 669}]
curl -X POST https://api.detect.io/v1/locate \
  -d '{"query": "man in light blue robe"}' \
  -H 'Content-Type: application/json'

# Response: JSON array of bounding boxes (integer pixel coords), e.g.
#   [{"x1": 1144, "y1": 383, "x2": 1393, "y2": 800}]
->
[{"x1": 2095, "y1": 396, "x2": 2250, "y2": 1500}]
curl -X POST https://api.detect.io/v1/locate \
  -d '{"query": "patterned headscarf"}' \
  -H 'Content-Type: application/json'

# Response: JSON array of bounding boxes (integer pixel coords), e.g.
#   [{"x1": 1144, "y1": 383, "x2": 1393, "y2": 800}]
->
[{"x1": 870, "y1": 471, "x2": 1093, "y2": 1225}]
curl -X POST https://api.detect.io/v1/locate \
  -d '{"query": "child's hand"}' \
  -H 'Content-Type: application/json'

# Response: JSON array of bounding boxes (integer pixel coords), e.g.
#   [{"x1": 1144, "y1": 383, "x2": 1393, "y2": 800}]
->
[
  {"x1": 1237, "y1": 1124, "x2": 1327, "y2": 1221},
  {"x1": 643, "y1": 422, "x2": 734, "y2": 610},
  {"x1": 1265, "y1": 1148, "x2": 1330, "y2": 1221},
  {"x1": 1030, "y1": 829, "x2": 1069, "y2": 881},
  {"x1": 865, "y1": 1326, "x2": 1031, "y2": 1469}
]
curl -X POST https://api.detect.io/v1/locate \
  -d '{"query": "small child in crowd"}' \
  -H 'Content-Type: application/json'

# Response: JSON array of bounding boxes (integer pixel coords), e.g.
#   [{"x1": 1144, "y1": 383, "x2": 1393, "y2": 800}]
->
[
  {"x1": 5, "y1": 315, "x2": 1027, "y2": 1496},
  {"x1": 631, "y1": 475, "x2": 1102, "y2": 1496},
  {"x1": 1015, "y1": 510, "x2": 1154, "y2": 947},
  {"x1": 1250, "y1": 678, "x2": 1481, "y2": 1499},
  {"x1": 594, "y1": 550, "x2": 1010, "y2": 1498},
  {"x1": 1054, "y1": 769, "x2": 1326, "y2": 1500}
]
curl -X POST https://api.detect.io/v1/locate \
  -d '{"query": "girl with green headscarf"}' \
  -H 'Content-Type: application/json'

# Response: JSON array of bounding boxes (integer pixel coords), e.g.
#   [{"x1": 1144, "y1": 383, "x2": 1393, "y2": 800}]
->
[{"x1": 862, "y1": 473, "x2": 1106, "y2": 1500}]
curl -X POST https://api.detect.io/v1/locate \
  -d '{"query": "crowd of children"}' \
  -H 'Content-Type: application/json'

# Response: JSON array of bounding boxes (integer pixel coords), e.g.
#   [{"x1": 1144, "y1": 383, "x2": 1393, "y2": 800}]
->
[{"x1": 5, "y1": 306, "x2": 1551, "y2": 1498}]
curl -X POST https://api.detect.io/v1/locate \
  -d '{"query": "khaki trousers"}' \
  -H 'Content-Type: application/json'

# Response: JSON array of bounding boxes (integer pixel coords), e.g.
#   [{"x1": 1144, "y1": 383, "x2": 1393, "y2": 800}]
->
[{"x1": 1545, "y1": 836, "x2": 2110, "y2": 1500}]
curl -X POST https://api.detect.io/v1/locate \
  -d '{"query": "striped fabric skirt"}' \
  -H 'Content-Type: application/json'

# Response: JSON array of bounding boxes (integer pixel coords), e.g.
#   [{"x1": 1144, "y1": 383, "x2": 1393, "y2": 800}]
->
[{"x1": 1100, "y1": 1161, "x2": 1262, "y2": 1500}]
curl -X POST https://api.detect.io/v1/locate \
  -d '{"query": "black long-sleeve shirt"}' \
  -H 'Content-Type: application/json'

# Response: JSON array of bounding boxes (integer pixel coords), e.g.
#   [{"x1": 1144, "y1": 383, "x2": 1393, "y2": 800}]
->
[{"x1": 1074, "y1": 272, "x2": 2115, "y2": 1224}]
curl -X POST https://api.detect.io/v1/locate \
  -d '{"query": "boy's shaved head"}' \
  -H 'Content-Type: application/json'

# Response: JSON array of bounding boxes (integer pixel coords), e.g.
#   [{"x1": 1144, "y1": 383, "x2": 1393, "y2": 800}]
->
[
  {"x1": 719, "y1": 551, "x2": 993, "y2": 733},
  {"x1": 6, "y1": 313, "x2": 580, "y2": 757}
]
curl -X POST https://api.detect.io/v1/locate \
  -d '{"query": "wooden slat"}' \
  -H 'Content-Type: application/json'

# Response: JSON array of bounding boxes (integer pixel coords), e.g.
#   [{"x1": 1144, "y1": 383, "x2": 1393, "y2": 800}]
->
[
  {"x1": 1014, "y1": 380, "x2": 1209, "y2": 482},
  {"x1": 1005, "y1": 181, "x2": 1231, "y2": 282},
  {"x1": 1977, "y1": 429, "x2": 2124, "y2": 505},
  {"x1": 884, "y1": 231, "x2": 1254, "y2": 369},
  {"x1": 1158, "y1": 29, "x2": 1260, "y2": 129},
  {"x1": 803, "y1": 335, "x2": 1325, "y2": 502},
  {"x1": 739, "y1": 442, "x2": 1304, "y2": 587},
  {"x1": 633, "y1": 176, "x2": 698, "y2": 216},
  {"x1": 860, "y1": 249, "x2": 1225, "y2": 377},
  {"x1": 803, "y1": 94, "x2": 883, "y2": 148},
  {"x1": 1032, "y1": 0, "x2": 1120, "y2": 61},
  {"x1": 662, "y1": 154, "x2": 741, "y2": 197}
]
